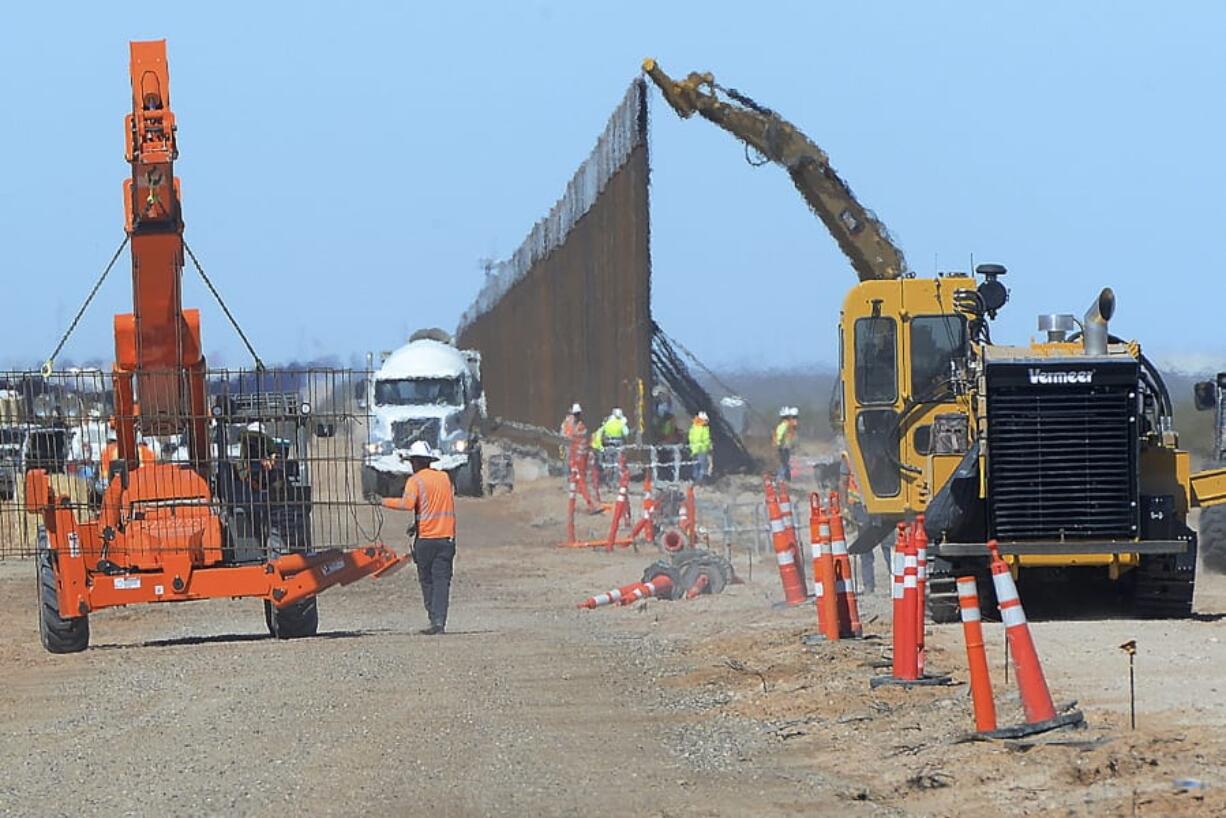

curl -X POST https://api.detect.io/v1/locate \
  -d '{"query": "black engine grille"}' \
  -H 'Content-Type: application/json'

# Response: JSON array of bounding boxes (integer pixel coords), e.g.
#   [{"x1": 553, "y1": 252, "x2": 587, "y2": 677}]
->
[
  {"x1": 392, "y1": 418, "x2": 441, "y2": 449},
  {"x1": 986, "y1": 362, "x2": 1138, "y2": 540}
]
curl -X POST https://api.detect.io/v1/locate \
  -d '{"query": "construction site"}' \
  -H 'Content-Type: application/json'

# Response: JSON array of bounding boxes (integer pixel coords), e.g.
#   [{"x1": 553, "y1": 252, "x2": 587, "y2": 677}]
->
[{"x1": 3, "y1": 8, "x2": 1226, "y2": 818}]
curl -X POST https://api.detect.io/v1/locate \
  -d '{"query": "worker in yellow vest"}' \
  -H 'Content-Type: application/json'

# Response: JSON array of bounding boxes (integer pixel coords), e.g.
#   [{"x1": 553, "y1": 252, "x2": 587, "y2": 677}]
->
[
  {"x1": 774, "y1": 407, "x2": 798, "y2": 481},
  {"x1": 688, "y1": 411, "x2": 712, "y2": 483}
]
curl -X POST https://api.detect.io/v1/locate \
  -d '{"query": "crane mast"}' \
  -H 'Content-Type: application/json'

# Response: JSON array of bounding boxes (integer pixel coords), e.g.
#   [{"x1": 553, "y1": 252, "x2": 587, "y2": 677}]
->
[
  {"x1": 643, "y1": 59, "x2": 907, "y2": 282},
  {"x1": 115, "y1": 39, "x2": 209, "y2": 469}
]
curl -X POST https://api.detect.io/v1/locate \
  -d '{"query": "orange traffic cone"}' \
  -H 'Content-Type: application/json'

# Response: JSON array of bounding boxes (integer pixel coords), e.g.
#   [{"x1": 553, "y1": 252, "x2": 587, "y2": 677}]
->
[
  {"x1": 828, "y1": 493, "x2": 863, "y2": 638},
  {"x1": 957, "y1": 576, "x2": 997, "y2": 733},
  {"x1": 871, "y1": 522, "x2": 951, "y2": 688},
  {"x1": 578, "y1": 580, "x2": 644, "y2": 609},
  {"x1": 630, "y1": 473, "x2": 656, "y2": 543},
  {"x1": 661, "y1": 529, "x2": 685, "y2": 553},
  {"x1": 678, "y1": 495, "x2": 691, "y2": 544},
  {"x1": 765, "y1": 477, "x2": 808, "y2": 606},
  {"x1": 979, "y1": 541, "x2": 1085, "y2": 737},
  {"x1": 619, "y1": 574, "x2": 675, "y2": 605},
  {"x1": 565, "y1": 466, "x2": 578, "y2": 546},
  {"x1": 810, "y1": 493, "x2": 839, "y2": 640},
  {"x1": 604, "y1": 460, "x2": 633, "y2": 551},
  {"x1": 684, "y1": 483, "x2": 698, "y2": 543},
  {"x1": 776, "y1": 481, "x2": 807, "y2": 592},
  {"x1": 913, "y1": 517, "x2": 929, "y2": 671}
]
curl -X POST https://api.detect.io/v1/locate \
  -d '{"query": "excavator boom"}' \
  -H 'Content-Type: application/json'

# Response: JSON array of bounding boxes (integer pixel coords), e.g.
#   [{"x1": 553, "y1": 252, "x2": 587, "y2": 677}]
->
[{"x1": 643, "y1": 59, "x2": 906, "y2": 281}]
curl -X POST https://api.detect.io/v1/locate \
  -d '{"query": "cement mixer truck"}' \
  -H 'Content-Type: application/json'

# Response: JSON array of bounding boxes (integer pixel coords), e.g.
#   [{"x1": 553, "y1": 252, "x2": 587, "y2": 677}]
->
[{"x1": 361, "y1": 329, "x2": 488, "y2": 498}]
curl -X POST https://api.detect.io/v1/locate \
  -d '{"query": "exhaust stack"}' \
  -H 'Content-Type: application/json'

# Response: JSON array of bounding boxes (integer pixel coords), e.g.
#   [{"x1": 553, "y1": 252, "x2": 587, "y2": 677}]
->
[{"x1": 1082, "y1": 288, "x2": 1115, "y2": 356}]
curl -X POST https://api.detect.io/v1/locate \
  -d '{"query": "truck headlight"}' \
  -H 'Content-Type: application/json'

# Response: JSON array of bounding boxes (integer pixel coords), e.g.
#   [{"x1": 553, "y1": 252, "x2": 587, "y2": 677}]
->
[
  {"x1": 365, "y1": 441, "x2": 392, "y2": 456},
  {"x1": 452, "y1": 438, "x2": 467, "y2": 454}
]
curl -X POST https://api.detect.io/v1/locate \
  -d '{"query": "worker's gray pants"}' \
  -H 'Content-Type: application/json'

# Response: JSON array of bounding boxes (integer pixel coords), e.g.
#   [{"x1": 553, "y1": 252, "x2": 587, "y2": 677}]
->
[{"x1": 414, "y1": 537, "x2": 455, "y2": 628}]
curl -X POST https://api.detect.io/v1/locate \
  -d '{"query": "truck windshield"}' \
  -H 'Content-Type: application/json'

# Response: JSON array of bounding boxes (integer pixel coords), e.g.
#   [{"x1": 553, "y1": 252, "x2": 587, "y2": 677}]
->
[{"x1": 375, "y1": 378, "x2": 460, "y2": 407}]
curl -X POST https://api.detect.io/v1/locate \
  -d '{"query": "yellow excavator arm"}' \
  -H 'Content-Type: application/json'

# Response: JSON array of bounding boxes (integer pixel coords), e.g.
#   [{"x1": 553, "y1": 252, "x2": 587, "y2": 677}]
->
[{"x1": 642, "y1": 58, "x2": 907, "y2": 282}]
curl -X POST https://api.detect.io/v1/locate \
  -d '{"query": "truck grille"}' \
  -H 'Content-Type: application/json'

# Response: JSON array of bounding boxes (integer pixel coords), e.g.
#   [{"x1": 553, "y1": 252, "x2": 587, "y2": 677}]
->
[
  {"x1": 986, "y1": 362, "x2": 1138, "y2": 540},
  {"x1": 392, "y1": 418, "x2": 440, "y2": 449}
]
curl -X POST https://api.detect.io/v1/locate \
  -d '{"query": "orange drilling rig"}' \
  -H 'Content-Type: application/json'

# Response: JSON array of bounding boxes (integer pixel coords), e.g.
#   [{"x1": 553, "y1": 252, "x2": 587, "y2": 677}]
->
[{"x1": 27, "y1": 40, "x2": 402, "y2": 653}]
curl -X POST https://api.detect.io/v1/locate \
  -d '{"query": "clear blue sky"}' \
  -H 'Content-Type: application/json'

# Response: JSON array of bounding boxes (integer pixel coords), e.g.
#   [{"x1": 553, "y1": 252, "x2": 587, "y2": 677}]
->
[{"x1": 1, "y1": 2, "x2": 1222, "y2": 372}]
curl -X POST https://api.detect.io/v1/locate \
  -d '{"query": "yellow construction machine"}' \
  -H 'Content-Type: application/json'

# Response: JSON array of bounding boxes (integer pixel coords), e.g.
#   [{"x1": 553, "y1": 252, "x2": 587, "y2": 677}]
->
[{"x1": 644, "y1": 59, "x2": 1226, "y2": 618}]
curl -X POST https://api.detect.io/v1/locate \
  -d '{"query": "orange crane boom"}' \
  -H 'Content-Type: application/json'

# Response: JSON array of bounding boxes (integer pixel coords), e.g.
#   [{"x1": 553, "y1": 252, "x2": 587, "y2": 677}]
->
[{"x1": 28, "y1": 40, "x2": 403, "y2": 654}]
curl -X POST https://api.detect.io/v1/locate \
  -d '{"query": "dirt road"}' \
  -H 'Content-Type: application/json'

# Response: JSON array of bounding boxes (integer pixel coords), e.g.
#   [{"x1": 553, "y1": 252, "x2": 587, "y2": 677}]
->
[{"x1": 2, "y1": 477, "x2": 1225, "y2": 817}]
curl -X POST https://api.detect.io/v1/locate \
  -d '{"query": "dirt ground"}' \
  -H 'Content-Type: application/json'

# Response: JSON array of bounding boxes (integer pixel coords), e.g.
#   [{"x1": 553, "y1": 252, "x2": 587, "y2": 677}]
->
[{"x1": 2, "y1": 472, "x2": 1226, "y2": 817}]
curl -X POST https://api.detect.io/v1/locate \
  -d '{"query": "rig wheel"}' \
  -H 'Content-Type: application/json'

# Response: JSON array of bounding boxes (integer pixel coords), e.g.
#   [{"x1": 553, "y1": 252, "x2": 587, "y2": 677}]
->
[
  {"x1": 1198, "y1": 505, "x2": 1226, "y2": 574},
  {"x1": 1133, "y1": 553, "x2": 1195, "y2": 619},
  {"x1": 264, "y1": 598, "x2": 319, "y2": 639},
  {"x1": 264, "y1": 530, "x2": 321, "y2": 639},
  {"x1": 36, "y1": 541, "x2": 89, "y2": 654}
]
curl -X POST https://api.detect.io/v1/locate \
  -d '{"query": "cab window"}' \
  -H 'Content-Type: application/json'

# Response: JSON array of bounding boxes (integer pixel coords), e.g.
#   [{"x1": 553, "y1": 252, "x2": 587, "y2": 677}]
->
[
  {"x1": 854, "y1": 317, "x2": 897, "y2": 405},
  {"x1": 909, "y1": 315, "x2": 966, "y2": 399}
]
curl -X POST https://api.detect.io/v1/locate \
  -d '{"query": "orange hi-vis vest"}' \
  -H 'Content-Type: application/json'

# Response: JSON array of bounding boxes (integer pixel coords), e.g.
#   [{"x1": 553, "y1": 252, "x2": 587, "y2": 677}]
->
[{"x1": 383, "y1": 466, "x2": 456, "y2": 539}]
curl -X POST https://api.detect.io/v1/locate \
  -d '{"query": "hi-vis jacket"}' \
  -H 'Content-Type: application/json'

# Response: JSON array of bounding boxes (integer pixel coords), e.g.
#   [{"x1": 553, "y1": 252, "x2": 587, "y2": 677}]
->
[{"x1": 383, "y1": 466, "x2": 456, "y2": 539}]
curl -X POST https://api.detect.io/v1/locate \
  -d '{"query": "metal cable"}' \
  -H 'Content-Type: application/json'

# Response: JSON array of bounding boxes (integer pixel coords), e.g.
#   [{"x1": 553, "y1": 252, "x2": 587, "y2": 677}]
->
[
  {"x1": 183, "y1": 240, "x2": 265, "y2": 370},
  {"x1": 42, "y1": 235, "x2": 130, "y2": 376}
]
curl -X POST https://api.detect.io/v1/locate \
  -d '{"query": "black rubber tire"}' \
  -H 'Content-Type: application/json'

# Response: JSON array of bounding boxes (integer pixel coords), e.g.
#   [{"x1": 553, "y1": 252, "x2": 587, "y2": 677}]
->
[
  {"x1": 1199, "y1": 505, "x2": 1226, "y2": 574},
  {"x1": 36, "y1": 545, "x2": 89, "y2": 654},
  {"x1": 263, "y1": 529, "x2": 320, "y2": 638},
  {"x1": 264, "y1": 597, "x2": 319, "y2": 639},
  {"x1": 927, "y1": 559, "x2": 995, "y2": 623},
  {"x1": 454, "y1": 445, "x2": 483, "y2": 498},
  {"x1": 1133, "y1": 554, "x2": 1195, "y2": 619},
  {"x1": 926, "y1": 574, "x2": 961, "y2": 624},
  {"x1": 641, "y1": 561, "x2": 683, "y2": 600},
  {"x1": 679, "y1": 561, "x2": 727, "y2": 596}
]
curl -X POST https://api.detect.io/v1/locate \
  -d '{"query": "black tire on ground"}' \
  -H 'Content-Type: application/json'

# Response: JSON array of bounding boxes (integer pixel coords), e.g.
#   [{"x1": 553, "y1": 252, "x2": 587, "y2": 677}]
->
[
  {"x1": 36, "y1": 544, "x2": 89, "y2": 654},
  {"x1": 926, "y1": 573, "x2": 960, "y2": 624},
  {"x1": 264, "y1": 597, "x2": 320, "y2": 639},
  {"x1": 1199, "y1": 505, "x2": 1226, "y2": 574},
  {"x1": 641, "y1": 561, "x2": 683, "y2": 600},
  {"x1": 454, "y1": 445, "x2": 483, "y2": 498},
  {"x1": 927, "y1": 558, "x2": 994, "y2": 623},
  {"x1": 263, "y1": 530, "x2": 320, "y2": 639},
  {"x1": 679, "y1": 561, "x2": 728, "y2": 596},
  {"x1": 1133, "y1": 554, "x2": 1195, "y2": 619}
]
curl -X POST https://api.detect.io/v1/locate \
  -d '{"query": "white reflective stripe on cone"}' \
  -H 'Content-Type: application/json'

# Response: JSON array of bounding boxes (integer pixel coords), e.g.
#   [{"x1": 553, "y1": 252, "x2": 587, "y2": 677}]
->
[
  {"x1": 831, "y1": 539, "x2": 848, "y2": 556},
  {"x1": 809, "y1": 542, "x2": 820, "y2": 560},
  {"x1": 904, "y1": 556, "x2": 918, "y2": 569},
  {"x1": 992, "y1": 571, "x2": 1020, "y2": 604},
  {"x1": 903, "y1": 575, "x2": 917, "y2": 589},
  {"x1": 1001, "y1": 603, "x2": 1027, "y2": 627},
  {"x1": 776, "y1": 550, "x2": 796, "y2": 566},
  {"x1": 819, "y1": 524, "x2": 830, "y2": 538},
  {"x1": 814, "y1": 581, "x2": 825, "y2": 597},
  {"x1": 892, "y1": 582, "x2": 904, "y2": 600},
  {"x1": 959, "y1": 604, "x2": 981, "y2": 622},
  {"x1": 769, "y1": 519, "x2": 786, "y2": 533},
  {"x1": 779, "y1": 502, "x2": 791, "y2": 514},
  {"x1": 956, "y1": 579, "x2": 978, "y2": 597}
]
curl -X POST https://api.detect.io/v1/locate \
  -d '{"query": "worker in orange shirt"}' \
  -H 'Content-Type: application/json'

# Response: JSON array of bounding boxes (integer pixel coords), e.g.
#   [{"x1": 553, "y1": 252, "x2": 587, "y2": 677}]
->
[{"x1": 383, "y1": 440, "x2": 456, "y2": 635}]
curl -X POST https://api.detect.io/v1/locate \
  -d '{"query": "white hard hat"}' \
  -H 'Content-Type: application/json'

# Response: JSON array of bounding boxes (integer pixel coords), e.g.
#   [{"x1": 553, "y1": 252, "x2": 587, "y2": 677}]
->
[
  {"x1": 406, "y1": 440, "x2": 439, "y2": 460},
  {"x1": 571, "y1": 402, "x2": 582, "y2": 414},
  {"x1": 612, "y1": 408, "x2": 624, "y2": 419},
  {"x1": 697, "y1": 411, "x2": 709, "y2": 421},
  {"x1": 790, "y1": 407, "x2": 800, "y2": 418},
  {"x1": 245, "y1": 421, "x2": 266, "y2": 434},
  {"x1": 779, "y1": 407, "x2": 789, "y2": 418}
]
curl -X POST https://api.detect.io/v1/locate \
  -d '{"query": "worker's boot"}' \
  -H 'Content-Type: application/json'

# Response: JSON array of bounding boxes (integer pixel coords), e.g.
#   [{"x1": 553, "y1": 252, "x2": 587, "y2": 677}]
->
[{"x1": 418, "y1": 624, "x2": 445, "y2": 636}]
